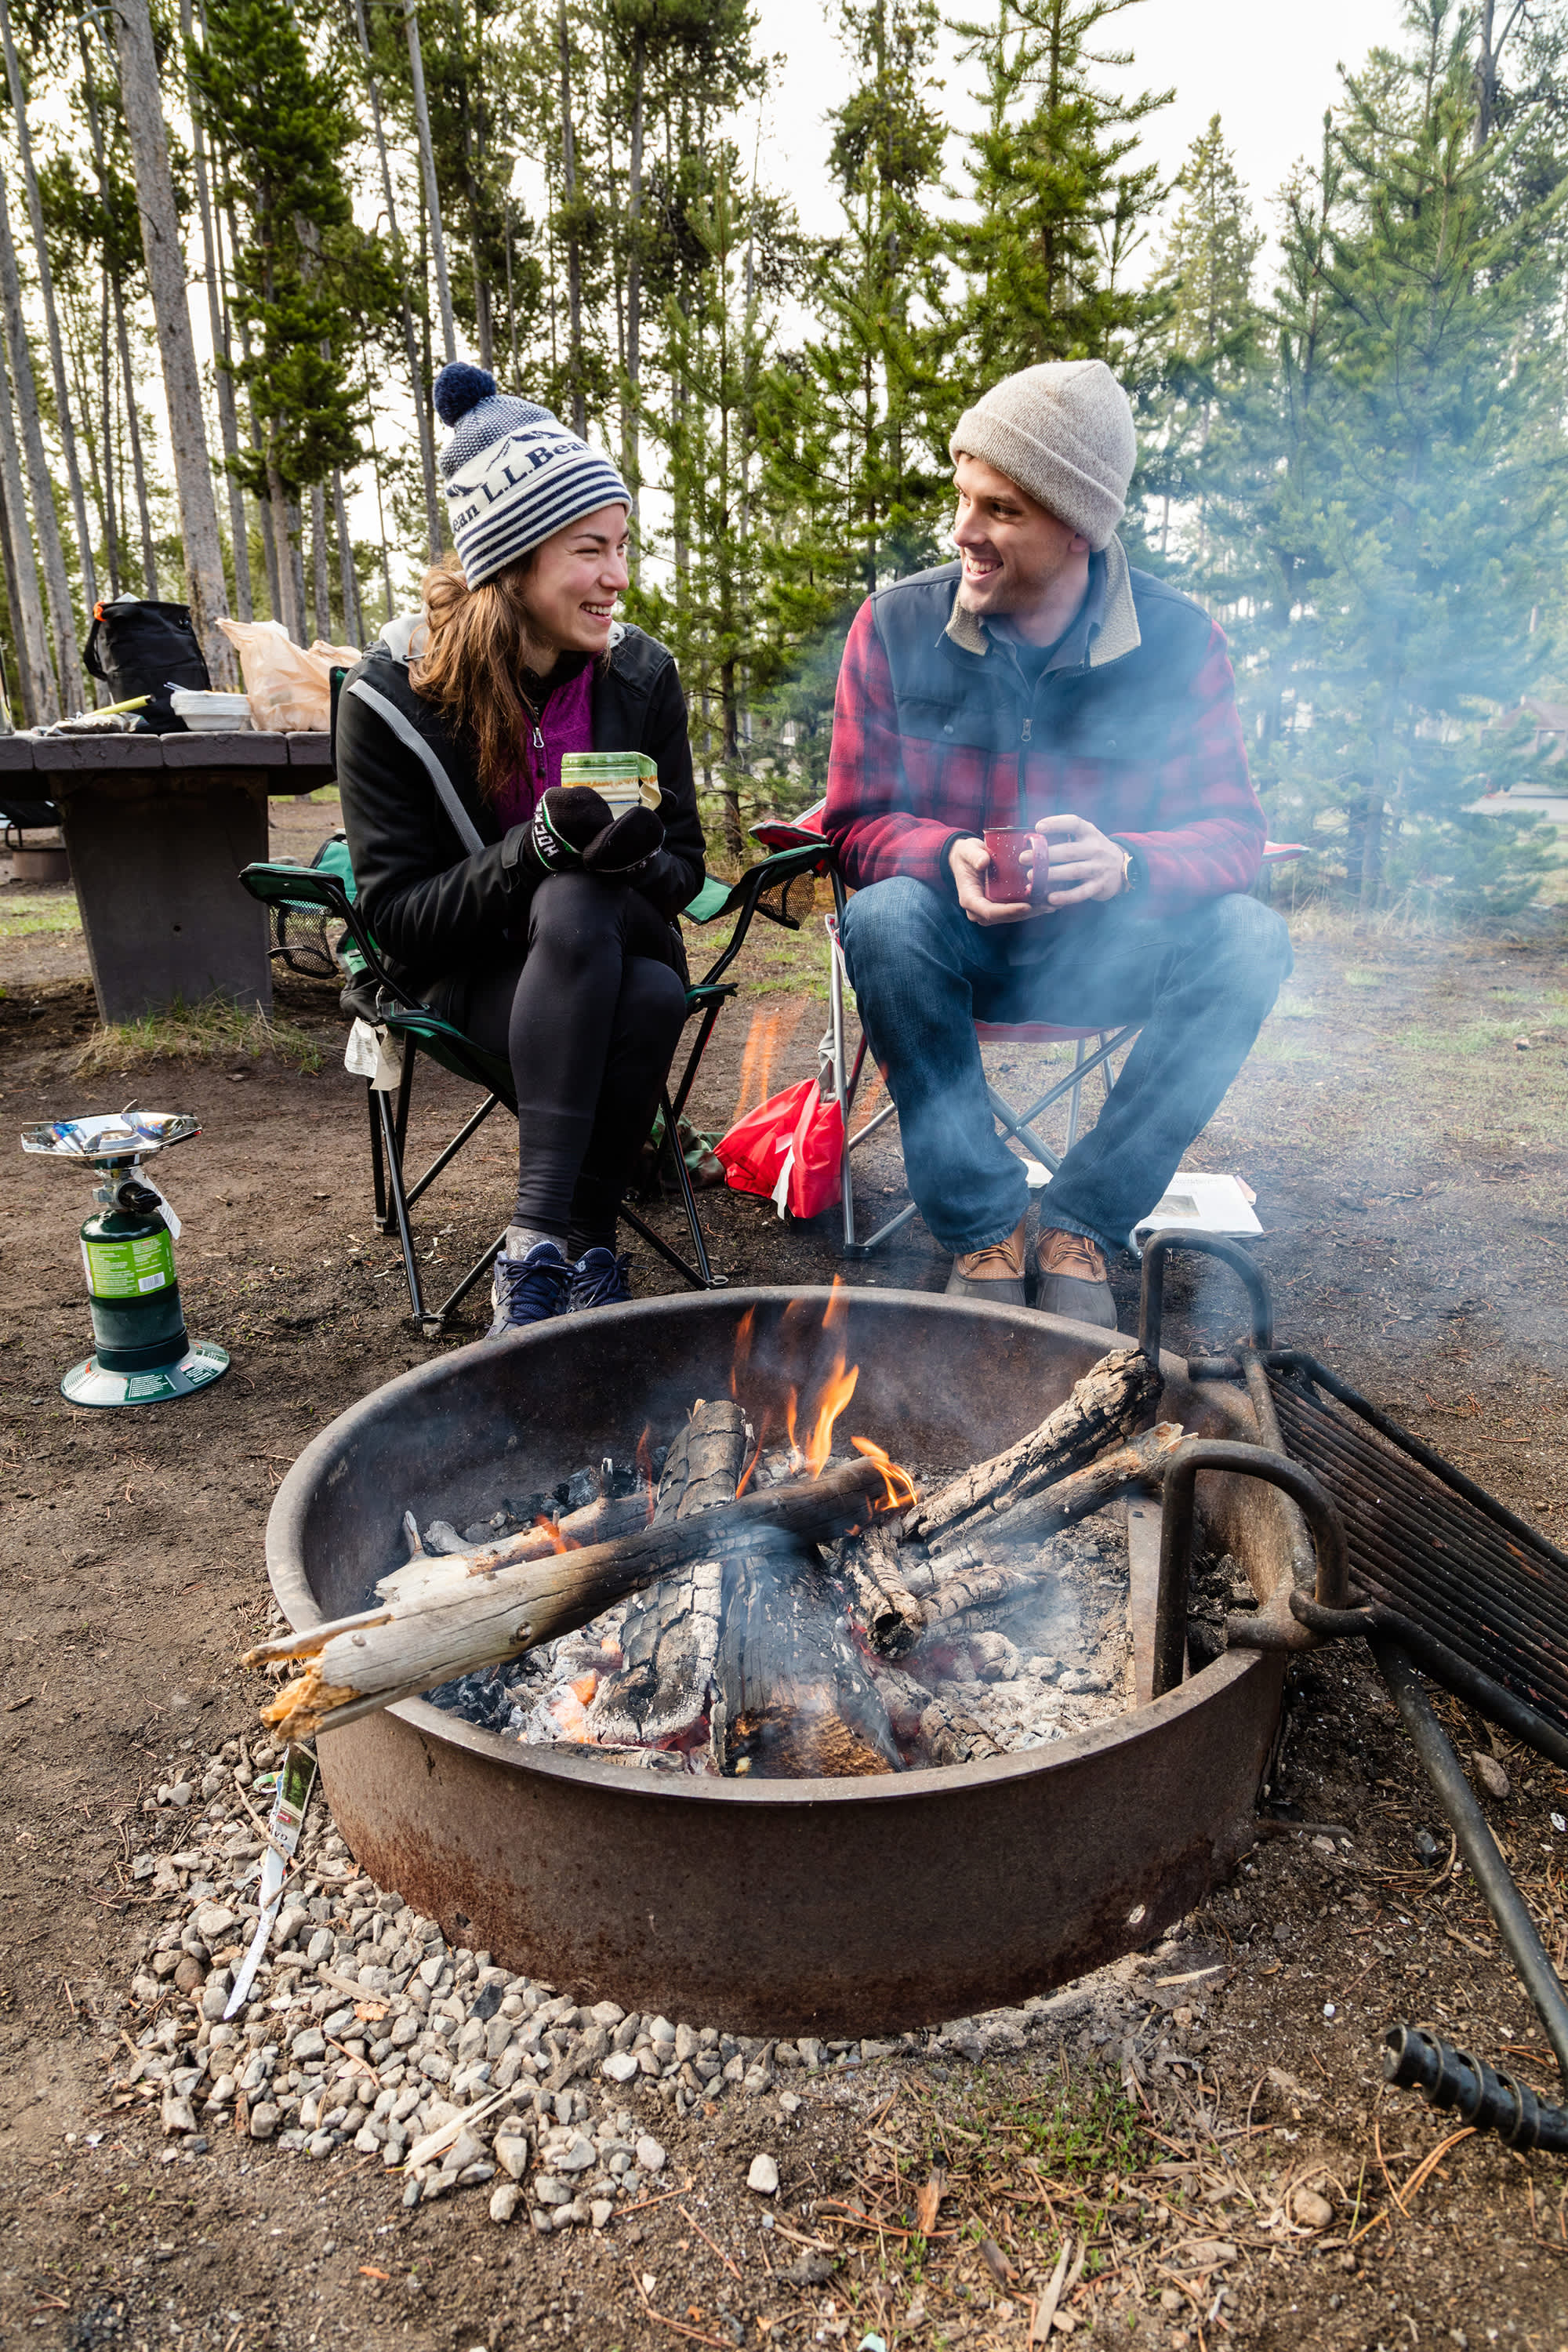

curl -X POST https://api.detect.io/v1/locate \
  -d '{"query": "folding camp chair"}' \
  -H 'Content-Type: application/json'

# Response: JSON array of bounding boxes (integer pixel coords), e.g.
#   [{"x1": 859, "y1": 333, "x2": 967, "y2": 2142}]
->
[
  {"x1": 818, "y1": 830, "x2": 1307, "y2": 1261},
  {"x1": 241, "y1": 836, "x2": 831, "y2": 1337}
]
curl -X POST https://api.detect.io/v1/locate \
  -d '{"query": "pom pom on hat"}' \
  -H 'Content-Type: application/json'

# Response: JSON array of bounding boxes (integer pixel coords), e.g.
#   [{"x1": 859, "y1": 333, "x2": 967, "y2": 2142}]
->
[{"x1": 433, "y1": 360, "x2": 499, "y2": 426}]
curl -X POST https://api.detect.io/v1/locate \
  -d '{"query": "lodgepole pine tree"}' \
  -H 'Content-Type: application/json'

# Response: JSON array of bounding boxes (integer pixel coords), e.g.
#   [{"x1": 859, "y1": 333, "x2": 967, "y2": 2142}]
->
[
  {"x1": 0, "y1": 0, "x2": 99, "y2": 655},
  {"x1": 1193, "y1": 1, "x2": 1568, "y2": 917},
  {"x1": 942, "y1": 0, "x2": 1171, "y2": 416},
  {"x1": 107, "y1": 0, "x2": 234, "y2": 684},
  {"x1": 191, "y1": 0, "x2": 390, "y2": 644},
  {"x1": 751, "y1": 0, "x2": 949, "y2": 800}
]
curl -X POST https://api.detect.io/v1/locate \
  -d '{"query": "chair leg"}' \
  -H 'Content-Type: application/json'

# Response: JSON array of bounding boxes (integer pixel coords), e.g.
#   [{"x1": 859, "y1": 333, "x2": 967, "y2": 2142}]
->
[
  {"x1": 367, "y1": 1081, "x2": 387, "y2": 1225},
  {"x1": 376, "y1": 1086, "x2": 427, "y2": 1327},
  {"x1": 1064, "y1": 1036, "x2": 1088, "y2": 1153},
  {"x1": 661, "y1": 1087, "x2": 717, "y2": 1288},
  {"x1": 429, "y1": 1229, "x2": 508, "y2": 1332}
]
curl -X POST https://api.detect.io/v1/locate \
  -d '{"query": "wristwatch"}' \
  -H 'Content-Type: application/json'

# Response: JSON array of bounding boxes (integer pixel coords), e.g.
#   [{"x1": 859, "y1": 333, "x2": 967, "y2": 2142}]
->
[{"x1": 1116, "y1": 843, "x2": 1145, "y2": 896}]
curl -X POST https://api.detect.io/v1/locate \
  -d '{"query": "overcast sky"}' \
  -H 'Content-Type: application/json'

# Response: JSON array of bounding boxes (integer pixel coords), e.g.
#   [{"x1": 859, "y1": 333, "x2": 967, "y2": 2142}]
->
[{"x1": 753, "y1": 0, "x2": 1412, "y2": 264}]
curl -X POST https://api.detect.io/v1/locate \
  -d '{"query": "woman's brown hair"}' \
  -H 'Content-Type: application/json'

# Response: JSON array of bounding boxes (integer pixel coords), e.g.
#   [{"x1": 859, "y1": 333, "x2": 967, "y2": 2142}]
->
[{"x1": 410, "y1": 550, "x2": 550, "y2": 800}]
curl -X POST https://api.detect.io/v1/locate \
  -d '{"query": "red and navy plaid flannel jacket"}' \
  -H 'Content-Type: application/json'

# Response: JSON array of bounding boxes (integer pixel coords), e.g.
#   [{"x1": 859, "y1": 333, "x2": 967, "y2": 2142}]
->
[{"x1": 824, "y1": 549, "x2": 1265, "y2": 916}]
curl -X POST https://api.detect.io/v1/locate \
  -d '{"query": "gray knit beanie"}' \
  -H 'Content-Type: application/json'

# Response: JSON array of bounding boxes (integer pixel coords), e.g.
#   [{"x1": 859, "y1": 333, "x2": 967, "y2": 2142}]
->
[
  {"x1": 434, "y1": 361, "x2": 631, "y2": 587},
  {"x1": 950, "y1": 360, "x2": 1135, "y2": 551}
]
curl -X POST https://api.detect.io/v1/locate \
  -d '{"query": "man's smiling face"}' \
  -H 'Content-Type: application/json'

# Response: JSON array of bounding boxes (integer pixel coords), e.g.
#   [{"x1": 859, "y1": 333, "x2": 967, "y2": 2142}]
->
[{"x1": 952, "y1": 453, "x2": 1088, "y2": 622}]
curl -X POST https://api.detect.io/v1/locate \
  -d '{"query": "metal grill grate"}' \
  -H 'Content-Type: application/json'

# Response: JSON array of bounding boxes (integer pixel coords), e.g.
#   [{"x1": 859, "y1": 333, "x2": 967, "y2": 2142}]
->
[{"x1": 1269, "y1": 1368, "x2": 1568, "y2": 1738}]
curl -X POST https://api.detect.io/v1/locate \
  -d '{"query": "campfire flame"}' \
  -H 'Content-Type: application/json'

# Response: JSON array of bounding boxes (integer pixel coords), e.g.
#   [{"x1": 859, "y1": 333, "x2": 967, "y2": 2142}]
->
[
  {"x1": 533, "y1": 1514, "x2": 575, "y2": 1555},
  {"x1": 849, "y1": 1434, "x2": 917, "y2": 1512},
  {"x1": 799, "y1": 1360, "x2": 859, "y2": 1477},
  {"x1": 730, "y1": 1307, "x2": 756, "y2": 1399},
  {"x1": 728, "y1": 1281, "x2": 913, "y2": 1500}
]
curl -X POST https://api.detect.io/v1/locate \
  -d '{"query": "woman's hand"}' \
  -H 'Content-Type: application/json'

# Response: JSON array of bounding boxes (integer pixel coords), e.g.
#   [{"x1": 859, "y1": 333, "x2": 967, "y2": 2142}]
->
[{"x1": 530, "y1": 785, "x2": 663, "y2": 881}]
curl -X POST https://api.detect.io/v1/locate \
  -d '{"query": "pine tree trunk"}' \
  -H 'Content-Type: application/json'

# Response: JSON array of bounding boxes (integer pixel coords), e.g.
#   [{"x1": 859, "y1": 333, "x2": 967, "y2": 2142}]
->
[
  {"x1": 180, "y1": 4, "x2": 252, "y2": 622},
  {"x1": 81, "y1": 41, "x2": 158, "y2": 598},
  {"x1": 332, "y1": 470, "x2": 362, "y2": 648},
  {"x1": 267, "y1": 466, "x2": 301, "y2": 641},
  {"x1": 624, "y1": 25, "x2": 644, "y2": 534},
  {"x1": 310, "y1": 481, "x2": 330, "y2": 640},
  {"x1": 404, "y1": 0, "x2": 457, "y2": 364},
  {"x1": 0, "y1": 174, "x2": 82, "y2": 713},
  {"x1": 350, "y1": 0, "x2": 442, "y2": 557},
  {"x1": 0, "y1": 0, "x2": 100, "y2": 648},
  {"x1": 558, "y1": 0, "x2": 586, "y2": 437},
  {"x1": 109, "y1": 0, "x2": 235, "y2": 684},
  {"x1": 98, "y1": 271, "x2": 121, "y2": 598},
  {"x1": 0, "y1": 387, "x2": 55, "y2": 723}
]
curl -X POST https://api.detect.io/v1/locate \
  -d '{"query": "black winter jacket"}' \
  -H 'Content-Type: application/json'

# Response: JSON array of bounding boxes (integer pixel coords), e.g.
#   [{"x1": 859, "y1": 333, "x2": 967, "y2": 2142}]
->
[{"x1": 335, "y1": 621, "x2": 706, "y2": 992}]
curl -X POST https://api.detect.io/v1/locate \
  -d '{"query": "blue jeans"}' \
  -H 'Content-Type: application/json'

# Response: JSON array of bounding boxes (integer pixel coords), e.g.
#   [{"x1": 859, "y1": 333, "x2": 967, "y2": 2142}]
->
[{"x1": 839, "y1": 877, "x2": 1292, "y2": 1257}]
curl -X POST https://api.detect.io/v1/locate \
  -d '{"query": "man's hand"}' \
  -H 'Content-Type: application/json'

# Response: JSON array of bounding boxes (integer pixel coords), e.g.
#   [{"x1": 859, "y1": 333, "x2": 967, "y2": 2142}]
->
[
  {"x1": 947, "y1": 834, "x2": 1038, "y2": 926},
  {"x1": 1025, "y1": 814, "x2": 1127, "y2": 909}
]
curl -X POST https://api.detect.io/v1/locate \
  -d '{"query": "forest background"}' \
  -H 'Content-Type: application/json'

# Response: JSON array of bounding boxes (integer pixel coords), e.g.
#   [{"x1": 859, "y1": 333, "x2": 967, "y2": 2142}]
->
[{"x1": 1, "y1": 0, "x2": 1566, "y2": 916}]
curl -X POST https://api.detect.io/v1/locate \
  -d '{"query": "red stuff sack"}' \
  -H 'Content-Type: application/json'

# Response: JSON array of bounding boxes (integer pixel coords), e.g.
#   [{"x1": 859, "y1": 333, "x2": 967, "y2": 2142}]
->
[{"x1": 715, "y1": 1077, "x2": 844, "y2": 1220}]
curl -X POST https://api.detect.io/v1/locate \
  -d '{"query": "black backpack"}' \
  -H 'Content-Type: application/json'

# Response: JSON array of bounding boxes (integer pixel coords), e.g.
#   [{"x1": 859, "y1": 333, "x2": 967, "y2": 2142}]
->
[{"x1": 83, "y1": 597, "x2": 210, "y2": 731}]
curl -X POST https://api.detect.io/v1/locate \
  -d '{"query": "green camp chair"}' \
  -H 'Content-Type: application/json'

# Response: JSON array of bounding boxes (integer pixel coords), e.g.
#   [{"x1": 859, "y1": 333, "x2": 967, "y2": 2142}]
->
[{"x1": 240, "y1": 840, "x2": 830, "y2": 1337}]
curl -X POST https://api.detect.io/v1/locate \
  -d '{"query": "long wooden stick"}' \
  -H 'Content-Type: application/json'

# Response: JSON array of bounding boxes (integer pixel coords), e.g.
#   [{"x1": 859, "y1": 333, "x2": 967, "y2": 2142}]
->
[
  {"x1": 248, "y1": 1456, "x2": 897, "y2": 1742},
  {"x1": 903, "y1": 1348, "x2": 1162, "y2": 1542}
]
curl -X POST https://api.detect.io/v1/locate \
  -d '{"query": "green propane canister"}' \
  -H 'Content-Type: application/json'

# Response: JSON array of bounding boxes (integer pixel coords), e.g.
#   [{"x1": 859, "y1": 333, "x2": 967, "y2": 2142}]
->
[
  {"x1": 79, "y1": 1192, "x2": 190, "y2": 1372},
  {"x1": 21, "y1": 1109, "x2": 228, "y2": 1408}
]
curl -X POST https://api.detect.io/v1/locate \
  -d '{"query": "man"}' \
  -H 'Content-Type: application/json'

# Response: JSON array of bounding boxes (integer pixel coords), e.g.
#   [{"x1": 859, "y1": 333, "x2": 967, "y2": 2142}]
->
[{"x1": 826, "y1": 359, "x2": 1290, "y2": 1327}]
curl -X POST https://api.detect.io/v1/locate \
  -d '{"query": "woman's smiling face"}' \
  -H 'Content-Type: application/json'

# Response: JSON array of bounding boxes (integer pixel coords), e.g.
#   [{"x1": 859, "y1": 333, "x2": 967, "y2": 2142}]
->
[{"x1": 522, "y1": 504, "x2": 633, "y2": 657}]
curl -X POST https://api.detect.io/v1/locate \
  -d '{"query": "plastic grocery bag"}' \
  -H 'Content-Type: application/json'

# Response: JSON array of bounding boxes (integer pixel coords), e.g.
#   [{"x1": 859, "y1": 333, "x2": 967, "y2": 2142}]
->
[
  {"x1": 716, "y1": 1076, "x2": 844, "y2": 1221},
  {"x1": 217, "y1": 618, "x2": 359, "y2": 733}
]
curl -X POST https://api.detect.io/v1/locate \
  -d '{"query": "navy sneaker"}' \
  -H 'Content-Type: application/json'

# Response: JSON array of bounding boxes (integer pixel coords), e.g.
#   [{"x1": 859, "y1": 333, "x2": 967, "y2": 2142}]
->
[
  {"x1": 485, "y1": 1240, "x2": 572, "y2": 1338},
  {"x1": 567, "y1": 1247, "x2": 632, "y2": 1312}
]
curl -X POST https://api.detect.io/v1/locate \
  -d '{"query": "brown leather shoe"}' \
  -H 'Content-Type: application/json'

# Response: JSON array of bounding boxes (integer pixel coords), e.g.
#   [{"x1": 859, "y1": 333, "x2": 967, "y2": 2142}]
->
[
  {"x1": 945, "y1": 1216, "x2": 1028, "y2": 1307},
  {"x1": 1034, "y1": 1226, "x2": 1118, "y2": 1329}
]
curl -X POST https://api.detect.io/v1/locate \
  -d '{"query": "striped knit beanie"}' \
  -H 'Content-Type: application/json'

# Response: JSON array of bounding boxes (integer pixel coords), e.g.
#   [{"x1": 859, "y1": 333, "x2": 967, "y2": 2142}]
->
[{"x1": 433, "y1": 361, "x2": 632, "y2": 587}]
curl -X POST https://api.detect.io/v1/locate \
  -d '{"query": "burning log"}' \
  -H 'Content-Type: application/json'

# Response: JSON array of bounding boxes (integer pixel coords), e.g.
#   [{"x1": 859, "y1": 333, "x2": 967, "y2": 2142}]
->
[
  {"x1": 655, "y1": 1397, "x2": 748, "y2": 1518},
  {"x1": 249, "y1": 1454, "x2": 899, "y2": 1743},
  {"x1": 826, "y1": 1521, "x2": 927, "y2": 1658},
  {"x1": 925, "y1": 1424, "x2": 1185, "y2": 1574},
  {"x1": 904, "y1": 1347, "x2": 1162, "y2": 1543},
  {"x1": 376, "y1": 1489, "x2": 653, "y2": 1608},
  {"x1": 587, "y1": 1399, "x2": 746, "y2": 1750},
  {"x1": 714, "y1": 1545, "x2": 902, "y2": 1777}
]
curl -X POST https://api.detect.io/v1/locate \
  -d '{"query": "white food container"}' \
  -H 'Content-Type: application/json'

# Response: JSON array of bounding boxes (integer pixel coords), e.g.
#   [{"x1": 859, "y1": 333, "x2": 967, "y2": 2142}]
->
[{"x1": 170, "y1": 689, "x2": 253, "y2": 733}]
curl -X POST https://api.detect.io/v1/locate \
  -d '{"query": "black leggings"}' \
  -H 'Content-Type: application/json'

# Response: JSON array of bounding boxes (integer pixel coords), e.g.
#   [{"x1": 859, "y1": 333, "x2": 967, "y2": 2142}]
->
[{"x1": 430, "y1": 874, "x2": 688, "y2": 1254}]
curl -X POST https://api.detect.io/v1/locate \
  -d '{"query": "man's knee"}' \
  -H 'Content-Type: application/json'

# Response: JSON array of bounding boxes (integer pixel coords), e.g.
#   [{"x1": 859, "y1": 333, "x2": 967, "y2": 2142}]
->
[
  {"x1": 839, "y1": 875, "x2": 953, "y2": 993},
  {"x1": 1193, "y1": 892, "x2": 1293, "y2": 1001}
]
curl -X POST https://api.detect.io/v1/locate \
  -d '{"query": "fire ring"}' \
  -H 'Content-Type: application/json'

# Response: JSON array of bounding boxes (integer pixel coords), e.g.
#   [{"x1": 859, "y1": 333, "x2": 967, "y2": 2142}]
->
[{"x1": 266, "y1": 1288, "x2": 1293, "y2": 2036}]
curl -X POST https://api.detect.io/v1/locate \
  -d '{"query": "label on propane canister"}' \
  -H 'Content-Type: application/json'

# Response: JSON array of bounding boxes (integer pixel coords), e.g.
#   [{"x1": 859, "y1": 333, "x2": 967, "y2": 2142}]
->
[{"x1": 81, "y1": 1229, "x2": 176, "y2": 1298}]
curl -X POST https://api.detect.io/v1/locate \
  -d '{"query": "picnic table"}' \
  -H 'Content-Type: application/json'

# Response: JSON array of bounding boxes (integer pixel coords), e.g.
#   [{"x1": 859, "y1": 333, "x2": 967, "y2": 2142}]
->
[{"x1": 0, "y1": 728, "x2": 332, "y2": 1023}]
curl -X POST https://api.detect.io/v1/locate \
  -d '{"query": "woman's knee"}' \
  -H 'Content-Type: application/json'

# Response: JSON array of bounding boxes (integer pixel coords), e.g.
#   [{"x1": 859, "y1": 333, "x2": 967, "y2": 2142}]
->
[
  {"x1": 526, "y1": 871, "x2": 627, "y2": 969},
  {"x1": 621, "y1": 956, "x2": 688, "y2": 1056}
]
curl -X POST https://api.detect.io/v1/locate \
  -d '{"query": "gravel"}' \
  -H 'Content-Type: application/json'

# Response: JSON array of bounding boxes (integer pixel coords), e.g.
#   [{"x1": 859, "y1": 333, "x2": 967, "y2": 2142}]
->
[{"x1": 111, "y1": 1690, "x2": 1110, "y2": 2218}]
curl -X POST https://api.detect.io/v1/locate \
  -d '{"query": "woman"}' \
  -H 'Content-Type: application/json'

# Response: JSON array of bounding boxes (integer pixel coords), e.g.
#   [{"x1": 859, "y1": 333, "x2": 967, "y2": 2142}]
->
[{"x1": 336, "y1": 362, "x2": 706, "y2": 1335}]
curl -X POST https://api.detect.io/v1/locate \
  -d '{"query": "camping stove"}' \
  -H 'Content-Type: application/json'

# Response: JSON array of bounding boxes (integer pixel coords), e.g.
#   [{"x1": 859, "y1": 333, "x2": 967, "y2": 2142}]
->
[{"x1": 21, "y1": 1110, "x2": 229, "y2": 1408}]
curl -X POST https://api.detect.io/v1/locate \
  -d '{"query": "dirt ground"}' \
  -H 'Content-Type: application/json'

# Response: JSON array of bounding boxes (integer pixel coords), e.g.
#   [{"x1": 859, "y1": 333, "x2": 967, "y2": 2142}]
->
[{"x1": 2, "y1": 799, "x2": 1568, "y2": 2350}]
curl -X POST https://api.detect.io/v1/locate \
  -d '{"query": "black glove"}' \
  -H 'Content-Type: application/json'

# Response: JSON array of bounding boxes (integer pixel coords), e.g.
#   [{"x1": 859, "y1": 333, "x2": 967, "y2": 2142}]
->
[{"x1": 529, "y1": 785, "x2": 664, "y2": 882}]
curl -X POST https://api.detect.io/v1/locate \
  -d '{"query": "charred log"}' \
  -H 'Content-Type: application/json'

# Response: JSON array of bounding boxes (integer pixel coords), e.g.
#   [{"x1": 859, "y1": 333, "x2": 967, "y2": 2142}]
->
[
  {"x1": 715, "y1": 1542, "x2": 902, "y2": 1778},
  {"x1": 925, "y1": 1425, "x2": 1182, "y2": 1578},
  {"x1": 906, "y1": 1348, "x2": 1162, "y2": 1542},
  {"x1": 588, "y1": 1399, "x2": 746, "y2": 1748}
]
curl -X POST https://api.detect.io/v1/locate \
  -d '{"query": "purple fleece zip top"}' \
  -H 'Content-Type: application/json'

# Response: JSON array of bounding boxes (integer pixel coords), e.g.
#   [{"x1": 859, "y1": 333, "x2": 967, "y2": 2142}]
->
[{"x1": 492, "y1": 658, "x2": 596, "y2": 832}]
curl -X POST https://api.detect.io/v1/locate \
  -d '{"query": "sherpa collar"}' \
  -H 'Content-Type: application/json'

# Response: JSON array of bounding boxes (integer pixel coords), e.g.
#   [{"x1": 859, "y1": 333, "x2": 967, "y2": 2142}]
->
[{"x1": 943, "y1": 532, "x2": 1139, "y2": 670}]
